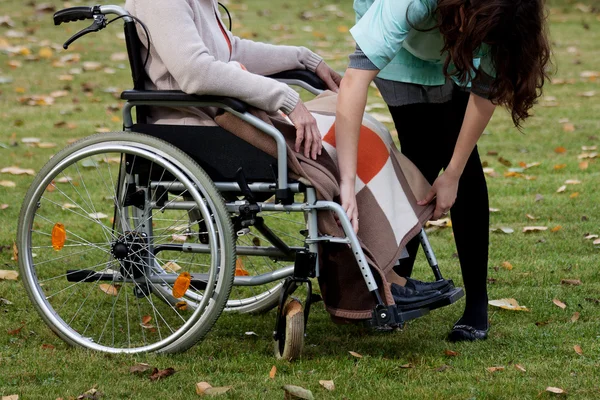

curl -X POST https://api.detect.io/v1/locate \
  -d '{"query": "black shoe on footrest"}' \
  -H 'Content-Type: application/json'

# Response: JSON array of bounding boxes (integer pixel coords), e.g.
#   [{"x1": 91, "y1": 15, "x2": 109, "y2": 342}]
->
[
  {"x1": 404, "y1": 277, "x2": 451, "y2": 293},
  {"x1": 390, "y1": 283, "x2": 441, "y2": 306}
]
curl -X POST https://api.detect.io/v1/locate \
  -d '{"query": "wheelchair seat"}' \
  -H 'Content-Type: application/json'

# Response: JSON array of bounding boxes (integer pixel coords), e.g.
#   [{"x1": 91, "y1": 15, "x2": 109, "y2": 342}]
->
[{"x1": 131, "y1": 123, "x2": 279, "y2": 183}]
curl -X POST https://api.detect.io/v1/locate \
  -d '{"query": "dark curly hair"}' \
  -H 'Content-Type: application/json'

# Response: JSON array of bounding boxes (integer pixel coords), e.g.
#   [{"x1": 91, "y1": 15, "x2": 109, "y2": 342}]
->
[{"x1": 436, "y1": 0, "x2": 551, "y2": 127}]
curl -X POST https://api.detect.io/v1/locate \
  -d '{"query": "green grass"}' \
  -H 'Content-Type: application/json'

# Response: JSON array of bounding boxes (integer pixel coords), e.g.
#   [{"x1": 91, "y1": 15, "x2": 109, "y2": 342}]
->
[{"x1": 1, "y1": 0, "x2": 600, "y2": 399}]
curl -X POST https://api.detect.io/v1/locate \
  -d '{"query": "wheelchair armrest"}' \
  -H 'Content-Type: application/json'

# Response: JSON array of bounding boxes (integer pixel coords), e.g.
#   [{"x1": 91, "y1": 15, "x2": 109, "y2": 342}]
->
[
  {"x1": 266, "y1": 70, "x2": 327, "y2": 92},
  {"x1": 120, "y1": 90, "x2": 249, "y2": 114}
]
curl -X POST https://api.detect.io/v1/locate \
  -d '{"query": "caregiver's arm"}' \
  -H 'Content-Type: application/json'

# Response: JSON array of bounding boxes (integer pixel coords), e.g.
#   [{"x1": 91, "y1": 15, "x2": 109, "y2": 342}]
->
[
  {"x1": 336, "y1": 68, "x2": 380, "y2": 233},
  {"x1": 418, "y1": 93, "x2": 496, "y2": 219}
]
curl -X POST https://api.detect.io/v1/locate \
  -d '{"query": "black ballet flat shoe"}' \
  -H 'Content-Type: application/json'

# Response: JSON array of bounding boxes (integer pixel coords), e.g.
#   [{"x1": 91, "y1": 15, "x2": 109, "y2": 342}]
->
[
  {"x1": 447, "y1": 324, "x2": 489, "y2": 342},
  {"x1": 404, "y1": 277, "x2": 451, "y2": 293},
  {"x1": 390, "y1": 283, "x2": 442, "y2": 307}
]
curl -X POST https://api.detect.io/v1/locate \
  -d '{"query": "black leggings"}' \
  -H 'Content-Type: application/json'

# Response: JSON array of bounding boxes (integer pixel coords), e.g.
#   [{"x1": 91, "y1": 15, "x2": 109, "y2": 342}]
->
[{"x1": 389, "y1": 89, "x2": 489, "y2": 322}]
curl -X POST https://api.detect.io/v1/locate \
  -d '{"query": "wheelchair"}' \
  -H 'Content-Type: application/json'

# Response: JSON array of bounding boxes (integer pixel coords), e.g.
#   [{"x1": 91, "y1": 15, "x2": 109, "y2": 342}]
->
[{"x1": 16, "y1": 5, "x2": 464, "y2": 359}]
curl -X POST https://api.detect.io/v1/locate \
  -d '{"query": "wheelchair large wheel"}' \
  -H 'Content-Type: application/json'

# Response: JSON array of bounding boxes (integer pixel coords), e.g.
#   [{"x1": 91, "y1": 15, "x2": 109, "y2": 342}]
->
[{"x1": 17, "y1": 132, "x2": 235, "y2": 354}]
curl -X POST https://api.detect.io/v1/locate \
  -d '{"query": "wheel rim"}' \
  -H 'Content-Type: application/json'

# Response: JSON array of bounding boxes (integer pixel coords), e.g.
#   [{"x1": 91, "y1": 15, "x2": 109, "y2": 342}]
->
[{"x1": 19, "y1": 142, "x2": 228, "y2": 353}]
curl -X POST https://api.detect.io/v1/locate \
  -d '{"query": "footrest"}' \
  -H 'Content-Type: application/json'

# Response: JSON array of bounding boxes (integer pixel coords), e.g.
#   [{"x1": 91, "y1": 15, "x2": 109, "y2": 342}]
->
[{"x1": 397, "y1": 286, "x2": 464, "y2": 312}]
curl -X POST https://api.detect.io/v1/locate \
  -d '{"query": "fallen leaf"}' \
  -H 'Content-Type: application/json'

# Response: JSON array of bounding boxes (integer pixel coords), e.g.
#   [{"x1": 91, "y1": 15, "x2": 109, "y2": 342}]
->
[
  {"x1": 171, "y1": 234, "x2": 188, "y2": 243},
  {"x1": 163, "y1": 261, "x2": 181, "y2": 273},
  {"x1": 2, "y1": 396, "x2": 18, "y2": 400},
  {"x1": 545, "y1": 387, "x2": 565, "y2": 394},
  {"x1": 486, "y1": 366, "x2": 505, "y2": 373},
  {"x1": 349, "y1": 351, "x2": 363, "y2": 358},
  {"x1": 269, "y1": 365, "x2": 277, "y2": 379},
  {"x1": 584, "y1": 234, "x2": 598, "y2": 240},
  {"x1": 129, "y1": 363, "x2": 153, "y2": 374},
  {"x1": 554, "y1": 146, "x2": 567, "y2": 153},
  {"x1": 581, "y1": 145, "x2": 597, "y2": 151},
  {"x1": 319, "y1": 380, "x2": 335, "y2": 391},
  {"x1": 553, "y1": 164, "x2": 567, "y2": 170},
  {"x1": 444, "y1": 349, "x2": 459, "y2": 357},
  {"x1": 535, "y1": 194, "x2": 544, "y2": 202},
  {"x1": 570, "y1": 192, "x2": 579, "y2": 198},
  {"x1": 0, "y1": 270, "x2": 19, "y2": 280},
  {"x1": 141, "y1": 315, "x2": 152, "y2": 325},
  {"x1": 41, "y1": 344, "x2": 55, "y2": 350},
  {"x1": 1, "y1": 166, "x2": 35, "y2": 176},
  {"x1": 514, "y1": 364, "x2": 526, "y2": 372},
  {"x1": 99, "y1": 284, "x2": 119, "y2": 296},
  {"x1": 578, "y1": 91, "x2": 596, "y2": 97},
  {"x1": 12, "y1": 242, "x2": 17, "y2": 262},
  {"x1": 501, "y1": 261, "x2": 513, "y2": 271},
  {"x1": 565, "y1": 179, "x2": 581, "y2": 185},
  {"x1": 399, "y1": 363, "x2": 414, "y2": 368},
  {"x1": 7, "y1": 324, "x2": 24, "y2": 335},
  {"x1": 560, "y1": 279, "x2": 581, "y2": 286},
  {"x1": 88, "y1": 212, "x2": 108, "y2": 219},
  {"x1": 488, "y1": 298, "x2": 529, "y2": 311},
  {"x1": 556, "y1": 185, "x2": 567, "y2": 193},
  {"x1": 435, "y1": 365, "x2": 450, "y2": 372},
  {"x1": 570, "y1": 312, "x2": 580, "y2": 322},
  {"x1": 489, "y1": 207, "x2": 500, "y2": 212},
  {"x1": 551, "y1": 226, "x2": 562, "y2": 233},
  {"x1": 149, "y1": 367, "x2": 175, "y2": 381},
  {"x1": 594, "y1": 238, "x2": 600, "y2": 246},
  {"x1": 426, "y1": 218, "x2": 451, "y2": 227},
  {"x1": 0, "y1": 298, "x2": 14, "y2": 305},
  {"x1": 0, "y1": 180, "x2": 16, "y2": 187},
  {"x1": 523, "y1": 226, "x2": 548, "y2": 233},
  {"x1": 578, "y1": 161, "x2": 589, "y2": 170},
  {"x1": 283, "y1": 385, "x2": 314, "y2": 400},
  {"x1": 526, "y1": 214, "x2": 537, "y2": 220},
  {"x1": 235, "y1": 258, "x2": 249, "y2": 276},
  {"x1": 562, "y1": 123, "x2": 575, "y2": 132},
  {"x1": 573, "y1": 345, "x2": 583, "y2": 355},
  {"x1": 553, "y1": 298, "x2": 567, "y2": 309},
  {"x1": 175, "y1": 301, "x2": 187, "y2": 311},
  {"x1": 498, "y1": 156, "x2": 512, "y2": 166}
]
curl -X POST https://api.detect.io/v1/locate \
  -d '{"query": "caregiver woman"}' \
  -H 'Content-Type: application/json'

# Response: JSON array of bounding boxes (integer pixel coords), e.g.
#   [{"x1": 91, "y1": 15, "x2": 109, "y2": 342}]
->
[{"x1": 336, "y1": 0, "x2": 550, "y2": 341}]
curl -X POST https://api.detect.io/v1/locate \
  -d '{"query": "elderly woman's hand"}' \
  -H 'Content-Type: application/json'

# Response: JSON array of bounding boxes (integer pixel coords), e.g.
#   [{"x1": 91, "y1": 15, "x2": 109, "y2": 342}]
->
[
  {"x1": 315, "y1": 61, "x2": 342, "y2": 93},
  {"x1": 288, "y1": 99, "x2": 322, "y2": 160}
]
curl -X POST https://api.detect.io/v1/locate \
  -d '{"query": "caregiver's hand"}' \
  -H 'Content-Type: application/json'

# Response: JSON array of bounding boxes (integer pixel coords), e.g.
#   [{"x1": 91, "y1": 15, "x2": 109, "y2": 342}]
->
[
  {"x1": 340, "y1": 180, "x2": 359, "y2": 233},
  {"x1": 417, "y1": 169, "x2": 460, "y2": 220},
  {"x1": 288, "y1": 100, "x2": 322, "y2": 160},
  {"x1": 315, "y1": 61, "x2": 342, "y2": 93}
]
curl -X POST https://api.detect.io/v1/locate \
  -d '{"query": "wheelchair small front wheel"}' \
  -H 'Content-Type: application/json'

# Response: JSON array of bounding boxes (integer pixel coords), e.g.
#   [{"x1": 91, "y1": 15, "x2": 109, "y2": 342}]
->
[
  {"x1": 17, "y1": 132, "x2": 235, "y2": 354},
  {"x1": 274, "y1": 299, "x2": 304, "y2": 361}
]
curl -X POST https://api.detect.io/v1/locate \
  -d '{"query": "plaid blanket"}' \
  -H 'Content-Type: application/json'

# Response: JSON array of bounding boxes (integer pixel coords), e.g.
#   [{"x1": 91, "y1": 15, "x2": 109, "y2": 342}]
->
[{"x1": 215, "y1": 91, "x2": 433, "y2": 320}]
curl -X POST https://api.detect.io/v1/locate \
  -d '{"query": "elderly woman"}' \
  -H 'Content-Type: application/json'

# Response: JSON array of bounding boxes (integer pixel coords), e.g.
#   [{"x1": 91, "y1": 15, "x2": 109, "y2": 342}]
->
[{"x1": 124, "y1": 0, "x2": 342, "y2": 160}]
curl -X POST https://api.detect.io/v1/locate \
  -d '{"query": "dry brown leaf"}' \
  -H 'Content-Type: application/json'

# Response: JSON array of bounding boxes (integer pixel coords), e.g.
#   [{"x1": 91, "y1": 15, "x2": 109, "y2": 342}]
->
[
  {"x1": 196, "y1": 382, "x2": 213, "y2": 395},
  {"x1": 171, "y1": 234, "x2": 188, "y2": 243},
  {"x1": 42, "y1": 344, "x2": 56, "y2": 351},
  {"x1": 88, "y1": 212, "x2": 108, "y2": 219},
  {"x1": 551, "y1": 226, "x2": 562, "y2": 233},
  {"x1": 444, "y1": 349, "x2": 459, "y2": 357},
  {"x1": 491, "y1": 227, "x2": 514, "y2": 234},
  {"x1": 573, "y1": 345, "x2": 583, "y2": 355},
  {"x1": 526, "y1": 214, "x2": 537, "y2": 220},
  {"x1": 594, "y1": 238, "x2": 600, "y2": 246},
  {"x1": 175, "y1": 301, "x2": 187, "y2": 311},
  {"x1": 578, "y1": 161, "x2": 588, "y2": 170},
  {"x1": 584, "y1": 234, "x2": 598, "y2": 240},
  {"x1": 545, "y1": 387, "x2": 565, "y2": 394},
  {"x1": 1, "y1": 204, "x2": 8, "y2": 210},
  {"x1": 570, "y1": 312, "x2": 580, "y2": 322},
  {"x1": 319, "y1": 380, "x2": 335, "y2": 391},
  {"x1": 267, "y1": 365, "x2": 277, "y2": 379},
  {"x1": 149, "y1": 367, "x2": 175, "y2": 381},
  {"x1": 349, "y1": 351, "x2": 363, "y2": 358},
  {"x1": 282, "y1": 385, "x2": 314, "y2": 400},
  {"x1": 578, "y1": 91, "x2": 596, "y2": 97},
  {"x1": 581, "y1": 145, "x2": 597, "y2": 151},
  {"x1": 560, "y1": 279, "x2": 581, "y2": 286},
  {"x1": 235, "y1": 257, "x2": 249, "y2": 276},
  {"x1": 553, "y1": 164, "x2": 567, "y2": 170},
  {"x1": 163, "y1": 261, "x2": 181, "y2": 273},
  {"x1": 488, "y1": 298, "x2": 529, "y2": 311},
  {"x1": 554, "y1": 146, "x2": 567, "y2": 153},
  {"x1": 2, "y1": 395, "x2": 19, "y2": 400},
  {"x1": 426, "y1": 218, "x2": 451, "y2": 227},
  {"x1": 501, "y1": 261, "x2": 513, "y2": 271},
  {"x1": 565, "y1": 179, "x2": 581, "y2": 185},
  {"x1": 514, "y1": 364, "x2": 526, "y2": 372},
  {"x1": 12, "y1": 242, "x2": 17, "y2": 262},
  {"x1": 562, "y1": 123, "x2": 575, "y2": 132},
  {"x1": 0, "y1": 180, "x2": 16, "y2": 188},
  {"x1": 399, "y1": 363, "x2": 414, "y2": 368},
  {"x1": 486, "y1": 366, "x2": 505, "y2": 373},
  {"x1": 1, "y1": 166, "x2": 35, "y2": 176},
  {"x1": 552, "y1": 298, "x2": 567, "y2": 309},
  {"x1": 523, "y1": 226, "x2": 548, "y2": 233},
  {"x1": 7, "y1": 324, "x2": 24, "y2": 335},
  {"x1": 141, "y1": 315, "x2": 152, "y2": 325},
  {"x1": 204, "y1": 387, "x2": 233, "y2": 396},
  {"x1": 129, "y1": 363, "x2": 152, "y2": 374},
  {"x1": 570, "y1": 192, "x2": 580, "y2": 199},
  {"x1": 99, "y1": 284, "x2": 119, "y2": 296},
  {"x1": 556, "y1": 185, "x2": 567, "y2": 193},
  {"x1": 0, "y1": 270, "x2": 19, "y2": 281}
]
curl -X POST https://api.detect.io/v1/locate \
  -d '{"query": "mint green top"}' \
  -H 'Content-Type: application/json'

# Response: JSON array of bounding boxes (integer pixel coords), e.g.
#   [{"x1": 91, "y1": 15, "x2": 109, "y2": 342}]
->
[{"x1": 350, "y1": 0, "x2": 494, "y2": 86}]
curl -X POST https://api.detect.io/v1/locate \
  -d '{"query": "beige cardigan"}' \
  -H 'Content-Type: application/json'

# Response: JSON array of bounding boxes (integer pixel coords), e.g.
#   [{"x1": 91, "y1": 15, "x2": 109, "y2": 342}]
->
[{"x1": 124, "y1": 0, "x2": 323, "y2": 125}]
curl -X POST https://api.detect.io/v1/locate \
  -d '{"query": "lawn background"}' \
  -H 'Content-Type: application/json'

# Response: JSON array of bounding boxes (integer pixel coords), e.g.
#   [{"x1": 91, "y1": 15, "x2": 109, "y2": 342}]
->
[{"x1": 1, "y1": 0, "x2": 599, "y2": 399}]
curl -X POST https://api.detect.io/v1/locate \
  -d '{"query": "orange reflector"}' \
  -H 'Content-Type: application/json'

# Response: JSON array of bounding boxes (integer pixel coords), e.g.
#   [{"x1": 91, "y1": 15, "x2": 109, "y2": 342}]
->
[
  {"x1": 51, "y1": 223, "x2": 66, "y2": 251},
  {"x1": 172, "y1": 272, "x2": 191, "y2": 298},
  {"x1": 235, "y1": 258, "x2": 249, "y2": 276}
]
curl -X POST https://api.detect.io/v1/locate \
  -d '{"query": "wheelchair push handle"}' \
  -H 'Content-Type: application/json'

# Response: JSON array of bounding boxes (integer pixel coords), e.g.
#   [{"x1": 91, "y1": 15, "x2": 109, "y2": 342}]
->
[{"x1": 54, "y1": 6, "x2": 108, "y2": 49}]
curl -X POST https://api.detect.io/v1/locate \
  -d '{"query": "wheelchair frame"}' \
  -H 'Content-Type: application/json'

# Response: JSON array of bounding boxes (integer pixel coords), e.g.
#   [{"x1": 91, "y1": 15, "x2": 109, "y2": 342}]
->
[{"x1": 16, "y1": 5, "x2": 463, "y2": 357}]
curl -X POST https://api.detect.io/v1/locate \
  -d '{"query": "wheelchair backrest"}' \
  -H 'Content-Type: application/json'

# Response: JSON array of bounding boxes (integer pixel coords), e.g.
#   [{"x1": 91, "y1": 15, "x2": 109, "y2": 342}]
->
[{"x1": 123, "y1": 19, "x2": 149, "y2": 123}]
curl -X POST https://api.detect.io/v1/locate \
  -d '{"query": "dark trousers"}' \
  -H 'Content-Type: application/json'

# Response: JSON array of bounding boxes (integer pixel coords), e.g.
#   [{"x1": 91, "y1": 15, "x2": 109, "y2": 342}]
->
[{"x1": 388, "y1": 89, "x2": 489, "y2": 314}]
